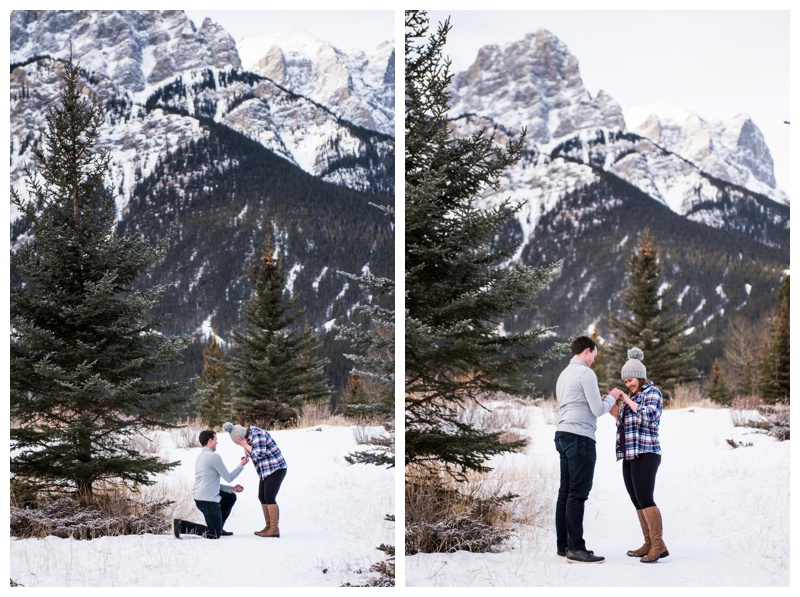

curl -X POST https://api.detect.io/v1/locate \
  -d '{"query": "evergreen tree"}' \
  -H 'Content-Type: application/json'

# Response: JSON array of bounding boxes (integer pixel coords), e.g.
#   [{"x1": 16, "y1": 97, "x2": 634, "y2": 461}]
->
[
  {"x1": 10, "y1": 57, "x2": 190, "y2": 499},
  {"x1": 195, "y1": 333, "x2": 232, "y2": 428},
  {"x1": 337, "y1": 204, "x2": 395, "y2": 468},
  {"x1": 706, "y1": 360, "x2": 732, "y2": 406},
  {"x1": 606, "y1": 230, "x2": 699, "y2": 398},
  {"x1": 405, "y1": 11, "x2": 562, "y2": 479},
  {"x1": 228, "y1": 237, "x2": 332, "y2": 428},
  {"x1": 758, "y1": 275, "x2": 789, "y2": 404},
  {"x1": 336, "y1": 205, "x2": 395, "y2": 421}
]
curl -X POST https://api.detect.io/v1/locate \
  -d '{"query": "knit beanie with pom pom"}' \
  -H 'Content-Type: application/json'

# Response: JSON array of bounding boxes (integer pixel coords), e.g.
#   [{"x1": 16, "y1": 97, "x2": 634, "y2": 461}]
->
[
  {"x1": 621, "y1": 347, "x2": 647, "y2": 379},
  {"x1": 222, "y1": 421, "x2": 247, "y2": 440}
]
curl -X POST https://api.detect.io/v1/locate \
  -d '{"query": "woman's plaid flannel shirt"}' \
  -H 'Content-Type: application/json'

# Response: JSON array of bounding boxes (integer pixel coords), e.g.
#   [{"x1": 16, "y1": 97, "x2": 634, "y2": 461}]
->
[
  {"x1": 247, "y1": 426, "x2": 287, "y2": 479},
  {"x1": 616, "y1": 381, "x2": 663, "y2": 461}
]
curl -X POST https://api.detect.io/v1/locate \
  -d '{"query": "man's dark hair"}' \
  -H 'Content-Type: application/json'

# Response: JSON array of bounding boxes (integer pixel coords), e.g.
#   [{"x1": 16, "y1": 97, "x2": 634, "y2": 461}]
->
[
  {"x1": 571, "y1": 335, "x2": 597, "y2": 356},
  {"x1": 198, "y1": 430, "x2": 216, "y2": 446}
]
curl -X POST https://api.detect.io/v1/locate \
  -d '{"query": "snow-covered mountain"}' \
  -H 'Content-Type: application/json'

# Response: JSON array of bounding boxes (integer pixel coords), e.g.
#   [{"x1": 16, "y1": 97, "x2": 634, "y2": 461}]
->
[
  {"x1": 445, "y1": 28, "x2": 788, "y2": 374},
  {"x1": 447, "y1": 29, "x2": 786, "y2": 237},
  {"x1": 624, "y1": 103, "x2": 780, "y2": 200},
  {"x1": 10, "y1": 10, "x2": 394, "y2": 212},
  {"x1": 10, "y1": 10, "x2": 242, "y2": 91},
  {"x1": 238, "y1": 29, "x2": 394, "y2": 136},
  {"x1": 10, "y1": 10, "x2": 395, "y2": 395}
]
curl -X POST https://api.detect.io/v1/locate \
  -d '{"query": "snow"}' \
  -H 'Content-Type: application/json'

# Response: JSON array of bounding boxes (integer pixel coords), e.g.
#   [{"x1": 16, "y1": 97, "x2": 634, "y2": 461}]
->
[
  {"x1": 406, "y1": 404, "x2": 789, "y2": 587},
  {"x1": 9, "y1": 425, "x2": 394, "y2": 587},
  {"x1": 285, "y1": 262, "x2": 304, "y2": 296}
]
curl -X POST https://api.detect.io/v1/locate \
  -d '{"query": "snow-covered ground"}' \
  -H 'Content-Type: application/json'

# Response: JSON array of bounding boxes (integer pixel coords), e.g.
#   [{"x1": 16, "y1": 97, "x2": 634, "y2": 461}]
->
[
  {"x1": 406, "y1": 403, "x2": 790, "y2": 587},
  {"x1": 10, "y1": 424, "x2": 394, "y2": 587}
]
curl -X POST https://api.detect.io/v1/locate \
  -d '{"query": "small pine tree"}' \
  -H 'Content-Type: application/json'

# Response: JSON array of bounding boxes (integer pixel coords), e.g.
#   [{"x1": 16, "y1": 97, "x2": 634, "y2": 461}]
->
[
  {"x1": 10, "y1": 56, "x2": 190, "y2": 499},
  {"x1": 405, "y1": 10, "x2": 562, "y2": 479},
  {"x1": 707, "y1": 360, "x2": 732, "y2": 406},
  {"x1": 758, "y1": 275, "x2": 789, "y2": 404},
  {"x1": 227, "y1": 237, "x2": 332, "y2": 428},
  {"x1": 606, "y1": 230, "x2": 699, "y2": 398},
  {"x1": 195, "y1": 333, "x2": 232, "y2": 428}
]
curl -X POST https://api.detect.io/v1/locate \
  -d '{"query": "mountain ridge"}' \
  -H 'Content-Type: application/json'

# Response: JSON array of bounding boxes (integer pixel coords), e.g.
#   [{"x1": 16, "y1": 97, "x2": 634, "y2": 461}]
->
[{"x1": 445, "y1": 28, "x2": 788, "y2": 381}]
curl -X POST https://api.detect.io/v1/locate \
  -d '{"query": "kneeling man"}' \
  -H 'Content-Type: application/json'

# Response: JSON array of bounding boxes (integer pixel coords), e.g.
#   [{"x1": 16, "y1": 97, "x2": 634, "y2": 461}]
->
[{"x1": 173, "y1": 429, "x2": 248, "y2": 539}]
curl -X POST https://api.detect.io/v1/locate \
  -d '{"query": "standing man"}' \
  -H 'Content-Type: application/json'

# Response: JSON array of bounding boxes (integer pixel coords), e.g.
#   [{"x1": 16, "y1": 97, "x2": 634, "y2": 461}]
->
[
  {"x1": 173, "y1": 429, "x2": 248, "y2": 539},
  {"x1": 554, "y1": 335, "x2": 620, "y2": 563}
]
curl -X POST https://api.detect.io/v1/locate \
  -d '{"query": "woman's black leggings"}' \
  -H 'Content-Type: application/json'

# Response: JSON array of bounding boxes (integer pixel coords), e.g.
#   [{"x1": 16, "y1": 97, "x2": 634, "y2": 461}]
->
[
  {"x1": 622, "y1": 453, "x2": 661, "y2": 510},
  {"x1": 258, "y1": 467, "x2": 287, "y2": 505}
]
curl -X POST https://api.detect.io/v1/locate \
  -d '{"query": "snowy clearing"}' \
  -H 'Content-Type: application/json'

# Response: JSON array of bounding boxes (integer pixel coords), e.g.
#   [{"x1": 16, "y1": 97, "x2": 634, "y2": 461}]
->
[
  {"x1": 10, "y1": 425, "x2": 394, "y2": 587},
  {"x1": 406, "y1": 404, "x2": 790, "y2": 587}
]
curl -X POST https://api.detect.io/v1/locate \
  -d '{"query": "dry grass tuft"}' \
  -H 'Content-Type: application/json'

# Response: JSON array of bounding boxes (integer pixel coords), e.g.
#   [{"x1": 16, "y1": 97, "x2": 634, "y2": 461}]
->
[
  {"x1": 290, "y1": 401, "x2": 351, "y2": 429},
  {"x1": 666, "y1": 383, "x2": 719, "y2": 409}
]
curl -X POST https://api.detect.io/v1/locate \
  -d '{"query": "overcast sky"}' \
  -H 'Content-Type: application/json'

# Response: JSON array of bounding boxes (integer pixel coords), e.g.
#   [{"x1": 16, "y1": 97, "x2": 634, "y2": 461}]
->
[
  {"x1": 426, "y1": 9, "x2": 790, "y2": 193},
  {"x1": 185, "y1": 10, "x2": 394, "y2": 51}
]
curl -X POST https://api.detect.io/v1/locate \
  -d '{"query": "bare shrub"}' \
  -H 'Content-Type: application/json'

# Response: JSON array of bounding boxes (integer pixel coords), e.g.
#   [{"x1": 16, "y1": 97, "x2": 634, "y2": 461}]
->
[
  {"x1": 126, "y1": 431, "x2": 165, "y2": 455},
  {"x1": 405, "y1": 468, "x2": 516, "y2": 555},
  {"x1": 171, "y1": 419, "x2": 204, "y2": 449},
  {"x1": 537, "y1": 397, "x2": 559, "y2": 425},
  {"x1": 472, "y1": 464, "x2": 555, "y2": 527},
  {"x1": 755, "y1": 404, "x2": 790, "y2": 441},
  {"x1": 732, "y1": 395, "x2": 764, "y2": 411},
  {"x1": 666, "y1": 383, "x2": 718, "y2": 409},
  {"x1": 353, "y1": 425, "x2": 392, "y2": 446},
  {"x1": 731, "y1": 395, "x2": 763, "y2": 428},
  {"x1": 10, "y1": 486, "x2": 170, "y2": 539},
  {"x1": 730, "y1": 397, "x2": 790, "y2": 441}
]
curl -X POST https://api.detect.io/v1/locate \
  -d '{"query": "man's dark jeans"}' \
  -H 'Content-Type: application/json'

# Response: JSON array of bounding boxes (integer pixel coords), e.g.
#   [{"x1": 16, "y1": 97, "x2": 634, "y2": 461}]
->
[
  {"x1": 554, "y1": 431, "x2": 597, "y2": 552},
  {"x1": 178, "y1": 491, "x2": 237, "y2": 539}
]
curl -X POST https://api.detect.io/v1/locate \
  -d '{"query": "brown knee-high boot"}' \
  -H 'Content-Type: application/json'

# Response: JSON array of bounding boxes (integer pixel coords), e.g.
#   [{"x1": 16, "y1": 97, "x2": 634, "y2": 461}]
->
[
  {"x1": 640, "y1": 506, "x2": 669, "y2": 562},
  {"x1": 257, "y1": 504, "x2": 280, "y2": 538},
  {"x1": 627, "y1": 509, "x2": 651, "y2": 557},
  {"x1": 254, "y1": 504, "x2": 270, "y2": 536}
]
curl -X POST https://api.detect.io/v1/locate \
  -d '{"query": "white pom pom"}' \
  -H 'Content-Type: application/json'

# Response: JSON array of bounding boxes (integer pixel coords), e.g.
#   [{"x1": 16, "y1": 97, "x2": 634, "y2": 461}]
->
[
  {"x1": 222, "y1": 422, "x2": 233, "y2": 433},
  {"x1": 627, "y1": 347, "x2": 644, "y2": 361}
]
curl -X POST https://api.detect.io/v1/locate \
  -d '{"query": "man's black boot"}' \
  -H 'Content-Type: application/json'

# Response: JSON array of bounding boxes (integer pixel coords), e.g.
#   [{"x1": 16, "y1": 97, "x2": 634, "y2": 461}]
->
[{"x1": 566, "y1": 548, "x2": 605, "y2": 563}]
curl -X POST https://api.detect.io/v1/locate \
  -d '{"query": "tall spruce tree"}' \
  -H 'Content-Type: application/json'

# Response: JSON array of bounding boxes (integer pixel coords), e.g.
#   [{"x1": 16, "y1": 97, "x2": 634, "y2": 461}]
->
[
  {"x1": 758, "y1": 275, "x2": 789, "y2": 404},
  {"x1": 227, "y1": 237, "x2": 332, "y2": 428},
  {"x1": 10, "y1": 57, "x2": 190, "y2": 499},
  {"x1": 405, "y1": 11, "x2": 561, "y2": 479},
  {"x1": 195, "y1": 333, "x2": 232, "y2": 428},
  {"x1": 605, "y1": 230, "x2": 699, "y2": 396}
]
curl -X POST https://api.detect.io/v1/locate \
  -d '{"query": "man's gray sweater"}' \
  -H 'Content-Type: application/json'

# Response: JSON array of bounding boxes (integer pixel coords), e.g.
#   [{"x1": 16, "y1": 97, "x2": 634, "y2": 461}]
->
[
  {"x1": 192, "y1": 447, "x2": 244, "y2": 502},
  {"x1": 555, "y1": 358, "x2": 614, "y2": 441}
]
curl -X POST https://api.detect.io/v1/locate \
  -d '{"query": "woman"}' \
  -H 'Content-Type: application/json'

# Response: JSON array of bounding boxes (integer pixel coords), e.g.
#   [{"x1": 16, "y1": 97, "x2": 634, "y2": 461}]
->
[
  {"x1": 223, "y1": 421, "x2": 288, "y2": 538},
  {"x1": 610, "y1": 348, "x2": 669, "y2": 563}
]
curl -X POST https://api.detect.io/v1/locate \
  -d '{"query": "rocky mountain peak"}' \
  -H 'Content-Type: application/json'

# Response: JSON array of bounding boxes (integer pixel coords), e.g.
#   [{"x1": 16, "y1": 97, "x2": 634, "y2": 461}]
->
[
  {"x1": 10, "y1": 10, "x2": 240, "y2": 93},
  {"x1": 449, "y1": 28, "x2": 624, "y2": 143},
  {"x1": 239, "y1": 29, "x2": 395, "y2": 135},
  {"x1": 625, "y1": 103, "x2": 780, "y2": 197}
]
